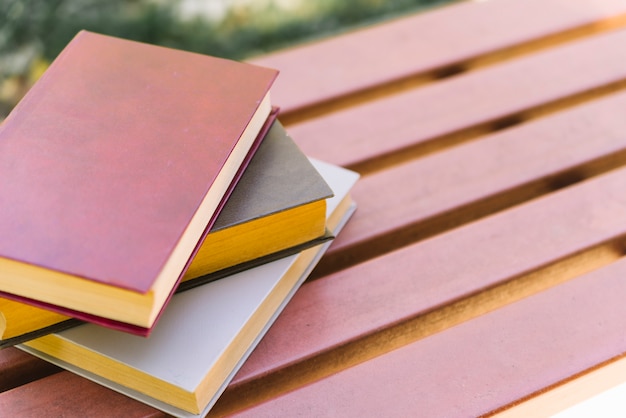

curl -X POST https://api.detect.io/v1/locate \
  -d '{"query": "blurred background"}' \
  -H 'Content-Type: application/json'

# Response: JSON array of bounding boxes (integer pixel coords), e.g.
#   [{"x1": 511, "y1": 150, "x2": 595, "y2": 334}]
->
[{"x1": 0, "y1": 0, "x2": 456, "y2": 120}]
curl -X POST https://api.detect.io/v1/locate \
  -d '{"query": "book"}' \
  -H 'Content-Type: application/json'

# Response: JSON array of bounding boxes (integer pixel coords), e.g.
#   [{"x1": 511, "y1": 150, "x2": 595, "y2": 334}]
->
[
  {"x1": 20, "y1": 159, "x2": 359, "y2": 417},
  {"x1": 180, "y1": 119, "x2": 333, "y2": 284},
  {"x1": 0, "y1": 119, "x2": 333, "y2": 347},
  {"x1": 0, "y1": 31, "x2": 278, "y2": 333}
]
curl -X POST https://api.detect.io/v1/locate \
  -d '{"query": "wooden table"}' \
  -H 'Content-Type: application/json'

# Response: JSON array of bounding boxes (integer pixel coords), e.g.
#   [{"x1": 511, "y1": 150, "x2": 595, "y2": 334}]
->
[{"x1": 4, "y1": 0, "x2": 626, "y2": 415}]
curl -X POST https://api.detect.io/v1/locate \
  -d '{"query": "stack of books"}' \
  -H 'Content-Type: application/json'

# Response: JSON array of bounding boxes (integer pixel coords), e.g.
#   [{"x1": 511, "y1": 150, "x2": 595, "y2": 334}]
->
[{"x1": 0, "y1": 31, "x2": 358, "y2": 416}]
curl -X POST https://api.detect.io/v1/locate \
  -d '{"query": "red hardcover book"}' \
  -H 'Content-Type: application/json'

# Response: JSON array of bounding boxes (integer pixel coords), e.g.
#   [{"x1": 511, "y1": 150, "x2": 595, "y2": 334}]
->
[{"x1": 0, "y1": 31, "x2": 278, "y2": 334}]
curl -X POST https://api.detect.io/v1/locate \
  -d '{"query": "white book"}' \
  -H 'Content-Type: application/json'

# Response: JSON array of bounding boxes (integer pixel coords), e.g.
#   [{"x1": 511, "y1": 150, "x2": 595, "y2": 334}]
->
[{"x1": 19, "y1": 159, "x2": 359, "y2": 417}]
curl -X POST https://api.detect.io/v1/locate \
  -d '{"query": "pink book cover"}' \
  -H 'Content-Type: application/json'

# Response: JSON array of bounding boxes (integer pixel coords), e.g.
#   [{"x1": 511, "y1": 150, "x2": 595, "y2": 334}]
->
[
  {"x1": 0, "y1": 110, "x2": 278, "y2": 336},
  {"x1": 0, "y1": 31, "x2": 278, "y2": 334}
]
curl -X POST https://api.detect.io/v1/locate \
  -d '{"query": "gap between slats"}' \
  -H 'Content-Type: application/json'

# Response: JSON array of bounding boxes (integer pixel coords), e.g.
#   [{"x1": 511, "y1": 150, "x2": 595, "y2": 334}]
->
[
  {"x1": 349, "y1": 77, "x2": 626, "y2": 176},
  {"x1": 313, "y1": 146, "x2": 626, "y2": 279},
  {"x1": 208, "y1": 239, "x2": 626, "y2": 417},
  {"x1": 280, "y1": 24, "x2": 626, "y2": 180},
  {"x1": 301, "y1": 32, "x2": 626, "y2": 275},
  {"x1": 0, "y1": 348, "x2": 61, "y2": 393},
  {"x1": 218, "y1": 4, "x2": 626, "y2": 415},
  {"x1": 347, "y1": 75, "x2": 626, "y2": 176},
  {"x1": 278, "y1": 13, "x2": 626, "y2": 127}
]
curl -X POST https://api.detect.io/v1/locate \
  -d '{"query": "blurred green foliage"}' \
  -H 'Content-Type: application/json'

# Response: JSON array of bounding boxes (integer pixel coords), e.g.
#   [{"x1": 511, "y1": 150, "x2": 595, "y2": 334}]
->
[{"x1": 0, "y1": 0, "x2": 456, "y2": 116}]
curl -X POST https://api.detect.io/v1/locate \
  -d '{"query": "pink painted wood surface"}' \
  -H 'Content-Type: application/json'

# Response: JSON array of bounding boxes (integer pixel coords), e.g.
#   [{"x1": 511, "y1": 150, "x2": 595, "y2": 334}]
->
[
  {"x1": 0, "y1": 347, "x2": 60, "y2": 392},
  {"x1": 230, "y1": 257, "x2": 626, "y2": 417},
  {"x1": 286, "y1": 27, "x2": 626, "y2": 169},
  {"x1": 219, "y1": 166, "x2": 626, "y2": 395},
  {"x1": 250, "y1": 0, "x2": 626, "y2": 114},
  {"x1": 0, "y1": 372, "x2": 167, "y2": 418},
  {"x1": 315, "y1": 89, "x2": 626, "y2": 275}
]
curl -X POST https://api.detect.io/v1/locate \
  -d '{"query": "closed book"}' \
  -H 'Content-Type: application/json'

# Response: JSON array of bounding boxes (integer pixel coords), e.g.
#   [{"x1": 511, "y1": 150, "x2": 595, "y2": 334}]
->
[
  {"x1": 1, "y1": 119, "x2": 333, "y2": 347},
  {"x1": 180, "y1": 119, "x2": 334, "y2": 285},
  {"x1": 20, "y1": 160, "x2": 359, "y2": 417},
  {"x1": 0, "y1": 31, "x2": 278, "y2": 333}
]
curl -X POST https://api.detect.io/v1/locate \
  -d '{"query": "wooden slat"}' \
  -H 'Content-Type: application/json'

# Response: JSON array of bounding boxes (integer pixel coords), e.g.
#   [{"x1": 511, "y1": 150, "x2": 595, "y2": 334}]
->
[
  {"x1": 226, "y1": 256, "x2": 626, "y2": 417},
  {"x1": 207, "y1": 166, "x2": 626, "y2": 416},
  {"x1": 0, "y1": 372, "x2": 167, "y2": 418},
  {"x1": 286, "y1": 27, "x2": 626, "y2": 172},
  {"x1": 313, "y1": 89, "x2": 626, "y2": 277},
  {"x1": 250, "y1": 0, "x2": 626, "y2": 120},
  {"x1": 0, "y1": 347, "x2": 60, "y2": 392}
]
